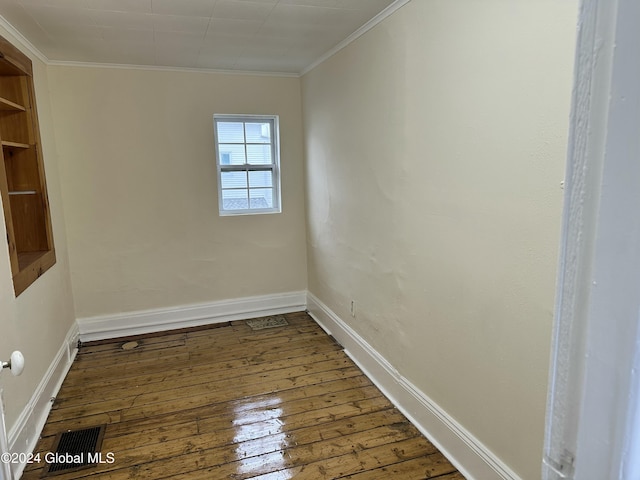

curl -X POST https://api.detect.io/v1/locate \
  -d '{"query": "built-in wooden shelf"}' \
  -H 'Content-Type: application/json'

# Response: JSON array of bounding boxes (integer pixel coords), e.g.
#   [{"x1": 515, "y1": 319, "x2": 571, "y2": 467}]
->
[
  {"x1": 0, "y1": 59, "x2": 23, "y2": 76},
  {"x1": 0, "y1": 34, "x2": 55, "y2": 296},
  {"x1": 2, "y1": 140, "x2": 30, "y2": 149},
  {"x1": 17, "y1": 250, "x2": 48, "y2": 270},
  {"x1": 9, "y1": 190, "x2": 37, "y2": 195},
  {"x1": 0, "y1": 96, "x2": 25, "y2": 111},
  {"x1": 14, "y1": 250, "x2": 56, "y2": 295}
]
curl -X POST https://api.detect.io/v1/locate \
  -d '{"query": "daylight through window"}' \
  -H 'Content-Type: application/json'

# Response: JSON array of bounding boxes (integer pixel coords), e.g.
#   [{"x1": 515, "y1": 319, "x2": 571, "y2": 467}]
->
[{"x1": 214, "y1": 115, "x2": 281, "y2": 215}]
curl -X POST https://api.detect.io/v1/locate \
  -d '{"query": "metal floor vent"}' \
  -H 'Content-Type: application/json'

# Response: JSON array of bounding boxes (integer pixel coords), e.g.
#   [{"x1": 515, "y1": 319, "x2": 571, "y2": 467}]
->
[
  {"x1": 42, "y1": 425, "x2": 106, "y2": 477},
  {"x1": 246, "y1": 315, "x2": 289, "y2": 330}
]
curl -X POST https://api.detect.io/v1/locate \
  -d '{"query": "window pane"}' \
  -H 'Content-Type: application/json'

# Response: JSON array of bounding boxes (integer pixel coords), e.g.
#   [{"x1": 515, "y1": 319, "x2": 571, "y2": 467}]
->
[
  {"x1": 217, "y1": 122, "x2": 244, "y2": 143},
  {"x1": 221, "y1": 171, "x2": 247, "y2": 189},
  {"x1": 249, "y1": 188, "x2": 273, "y2": 209},
  {"x1": 246, "y1": 144, "x2": 272, "y2": 165},
  {"x1": 222, "y1": 189, "x2": 248, "y2": 210},
  {"x1": 220, "y1": 152, "x2": 231, "y2": 165},
  {"x1": 249, "y1": 170, "x2": 273, "y2": 188},
  {"x1": 214, "y1": 114, "x2": 280, "y2": 215},
  {"x1": 218, "y1": 144, "x2": 246, "y2": 164},
  {"x1": 245, "y1": 122, "x2": 271, "y2": 143}
]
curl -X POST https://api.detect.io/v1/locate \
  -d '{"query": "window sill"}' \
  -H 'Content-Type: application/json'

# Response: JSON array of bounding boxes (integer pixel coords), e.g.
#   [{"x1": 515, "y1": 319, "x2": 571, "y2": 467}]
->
[{"x1": 219, "y1": 208, "x2": 282, "y2": 217}]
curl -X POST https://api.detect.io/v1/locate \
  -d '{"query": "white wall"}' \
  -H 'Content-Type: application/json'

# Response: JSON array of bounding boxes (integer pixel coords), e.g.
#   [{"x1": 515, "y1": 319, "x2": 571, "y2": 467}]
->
[
  {"x1": 302, "y1": 1, "x2": 577, "y2": 478},
  {"x1": 0, "y1": 25, "x2": 76, "y2": 439},
  {"x1": 47, "y1": 66, "x2": 307, "y2": 319}
]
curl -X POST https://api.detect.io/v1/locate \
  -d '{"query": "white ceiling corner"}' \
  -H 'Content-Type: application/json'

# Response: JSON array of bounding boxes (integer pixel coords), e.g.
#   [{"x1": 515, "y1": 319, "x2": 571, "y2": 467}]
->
[{"x1": 0, "y1": 0, "x2": 408, "y2": 76}]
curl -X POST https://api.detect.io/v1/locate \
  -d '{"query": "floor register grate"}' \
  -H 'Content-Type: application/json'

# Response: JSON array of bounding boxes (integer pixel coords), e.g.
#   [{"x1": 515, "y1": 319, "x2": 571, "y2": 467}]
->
[
  {"x1": 246, "y1": 315, "x2": 289, "y2": 330},
  {"x1": 42, "y1": 425, "x2": 106, "y2": 477}
]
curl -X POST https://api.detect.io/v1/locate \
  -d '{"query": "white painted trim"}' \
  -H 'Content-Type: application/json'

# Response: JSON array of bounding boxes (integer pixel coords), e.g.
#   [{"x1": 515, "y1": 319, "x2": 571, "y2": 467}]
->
[
  {"x1": 7, "y1": 322, "x2": 79, "y2": 480},
  {"x1": 306, "y1": 292, "x2": 521, "y2": 480},
  {"x1": 300, "y1": 0, "x2": 412, "y2": 76},
  {"x1": 46, "y1": 60, "x2": 299, "y2": 78},
  {"x1": 544, "y1": 0, "x2": 640, "y2": 478},
  {"x1": 0, "y1": 391, "x2": 10, "y2": 480},
  {"x1": 77, "y1": 291, "x2": 307, "y2": 342},
  {"x1": 0, "y1": 15, "x2": 49, "y2": 64}
]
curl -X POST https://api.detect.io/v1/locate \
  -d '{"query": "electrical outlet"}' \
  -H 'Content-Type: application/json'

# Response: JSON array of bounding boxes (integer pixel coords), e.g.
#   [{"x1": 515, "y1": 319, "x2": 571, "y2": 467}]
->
[{"x1": 350, "y1": 300, "x2": 356, "y2": 317}]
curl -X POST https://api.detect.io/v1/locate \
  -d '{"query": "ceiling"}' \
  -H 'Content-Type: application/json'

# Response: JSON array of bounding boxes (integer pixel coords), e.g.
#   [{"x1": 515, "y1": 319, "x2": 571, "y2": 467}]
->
[{"x1": 0, "y1": 0, "x2": 399, "y2": 75}]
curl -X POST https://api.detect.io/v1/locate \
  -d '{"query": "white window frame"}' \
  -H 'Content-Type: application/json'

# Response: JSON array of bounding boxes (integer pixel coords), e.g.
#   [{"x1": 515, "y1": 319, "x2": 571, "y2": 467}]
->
[{"x1": 213, "y1": 114, "x2": 282, "y2": 216}]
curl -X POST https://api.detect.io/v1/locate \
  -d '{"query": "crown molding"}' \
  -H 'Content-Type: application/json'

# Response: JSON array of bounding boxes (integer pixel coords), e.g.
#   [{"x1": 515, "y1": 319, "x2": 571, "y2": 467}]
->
[
  {"x1": 46, "y1": 60, "x2": 300, "y2": 78},
  {"x1": 0, "y1": 14, "x2": 49, "y2": 64},
  {"x1": 300, "y1": 0, "x2": 412, "y2": 76}
]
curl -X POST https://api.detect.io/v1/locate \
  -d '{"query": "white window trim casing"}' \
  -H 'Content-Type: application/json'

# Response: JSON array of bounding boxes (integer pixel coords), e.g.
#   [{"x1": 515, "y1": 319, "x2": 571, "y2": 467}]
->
[{"x1": 214, "y1": 114, "x2": 282, "y2": 216}]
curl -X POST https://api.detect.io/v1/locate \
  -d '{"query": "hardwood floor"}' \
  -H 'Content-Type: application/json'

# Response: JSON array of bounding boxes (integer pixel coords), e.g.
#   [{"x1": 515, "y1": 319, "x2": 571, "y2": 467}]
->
[{"x1": 22, "y1": 312, "x2": 464, "y2": 479}]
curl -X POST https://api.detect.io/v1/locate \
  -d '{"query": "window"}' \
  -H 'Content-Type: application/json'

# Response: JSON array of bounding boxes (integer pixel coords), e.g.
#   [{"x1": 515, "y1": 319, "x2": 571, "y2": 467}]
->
[{"x1": 214, "y1": 114, "x2": 281, "y2": 215}]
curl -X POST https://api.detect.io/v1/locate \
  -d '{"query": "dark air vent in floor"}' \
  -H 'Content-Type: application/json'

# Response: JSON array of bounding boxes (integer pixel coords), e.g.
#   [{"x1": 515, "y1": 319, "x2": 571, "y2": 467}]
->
[{"x1": 42, "y1": 425, "x2": 106, "y2": 477}]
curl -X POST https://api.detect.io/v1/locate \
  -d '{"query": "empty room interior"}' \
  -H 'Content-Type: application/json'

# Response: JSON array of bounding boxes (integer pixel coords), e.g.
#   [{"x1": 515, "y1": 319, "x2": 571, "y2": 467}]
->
[{"x1": 0, "y1": 1, "x2": 587, "y2": 479}]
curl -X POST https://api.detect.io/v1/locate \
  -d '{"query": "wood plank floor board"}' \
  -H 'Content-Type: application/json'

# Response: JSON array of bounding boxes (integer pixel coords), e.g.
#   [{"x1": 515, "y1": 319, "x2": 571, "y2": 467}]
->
[
  {"x1": 39, "y1": 426, "x2": 432, "y2": 480},
  {"x1": 40, "y1": 376, "x2": 376, "y2": 438},
  {"x1": 28, "y1": 409, "x2": 413, "y2": 479},
  {"x1": 24, "y1": 312, "x2": 464, "y2": 480},
  {"x1": 29, "y1": 390, "x2": 391, "y2": 474},
  {"x1": 55, "y1": 348, "x2": 349, "y2": 405},
  {"x1": 61, "y1": 341, "x2": 344, "y2": 392},
  {"x1": 117, "y1": 369, "x2": 367, "y2": 422},
  {"x1": 197, "y1": 393, "x2": 392, "y2": 437},
  {"x1": 65, "y1": 334, "x2": 339, "y2": 381},
  {"x1": 189, "y1": 438, "x2": 447, "y2": 480},
  {"x1": 74, "y1": 346, "x2": 349, "y2": 389},
  {"x1": 48, "y1": 365, "x2": 363, "y2": 425},
  {"x1": 79, "y1": 332, "x2": 189, "y2": 355},
  {"x1": 57, "y1": 343, "x2": 347, "y2": 404},
  {"x1": 341, "y1": 456, "x2": 466, "y2": 479},
  {"x1": 75, "y1": 322, "x2": 324, "y2": 363},
  {"x1": 53, "y1": 352, "x2": 355, "y2": 408},
  {"x1": 66, "y1": 351, "x2": 192, "y2": 379}
]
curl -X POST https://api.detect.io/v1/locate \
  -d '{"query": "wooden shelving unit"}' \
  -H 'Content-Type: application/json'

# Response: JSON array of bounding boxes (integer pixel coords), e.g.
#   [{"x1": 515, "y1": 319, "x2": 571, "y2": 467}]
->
[
  {"x1": 0, "y1": 97, "x2": 26, "y2": 111},
  {"x1": 2, "y1": 140, "x2": 30, "y2": 149},
  {"x1": 0, "y1": 34, "x2": 55, "y2": 296}
]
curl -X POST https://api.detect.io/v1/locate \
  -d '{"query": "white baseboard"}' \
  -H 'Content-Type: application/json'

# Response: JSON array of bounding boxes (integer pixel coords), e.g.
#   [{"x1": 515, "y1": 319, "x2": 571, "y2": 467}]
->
[
  {"x1": 77, "y1": 291, "x2": 308, "y2": 342},
  {"x1": 306, "y1": 292, "x2": 522, "y2": 480},
  {"x1": 8, "y1": 322, "x2": 79, "y2": 480}
]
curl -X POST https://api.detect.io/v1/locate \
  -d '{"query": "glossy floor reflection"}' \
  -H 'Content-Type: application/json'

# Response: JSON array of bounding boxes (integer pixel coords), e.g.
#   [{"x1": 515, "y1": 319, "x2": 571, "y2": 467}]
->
[
  {"x1": 234, "y1": 399, "x2": 292, "y2": 478},
  {"x1": 21, "y1": 312, "x2": 464, "y2": 479}
]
